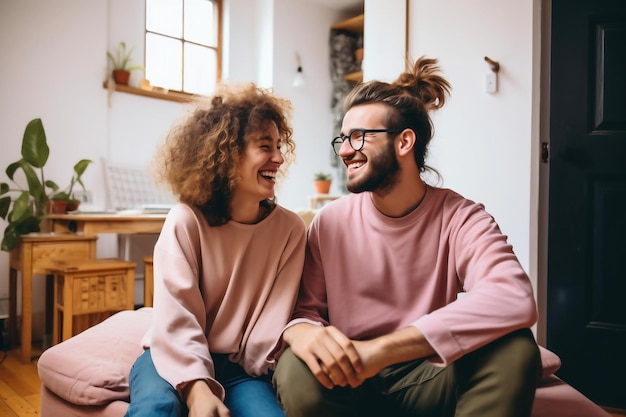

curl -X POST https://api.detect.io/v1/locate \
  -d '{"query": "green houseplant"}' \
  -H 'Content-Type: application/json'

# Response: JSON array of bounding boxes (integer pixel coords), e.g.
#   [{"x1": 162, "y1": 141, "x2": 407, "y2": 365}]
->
[
  {"x1": 0, "y1": 118, "x2": 92, "y2": 251},
  {"x1": 107, "y1": 41, "x2": 143, "y2": 85},
  {"x1": 314, "y1": 172, "x2": 332, "y2": 181},
  {"x1": 313, "y1": 172, "x2": 332, "y2": 194}
]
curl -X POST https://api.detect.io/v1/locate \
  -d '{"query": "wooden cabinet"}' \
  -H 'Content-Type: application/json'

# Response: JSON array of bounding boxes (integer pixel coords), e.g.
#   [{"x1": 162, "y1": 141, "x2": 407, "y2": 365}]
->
[
  {"x1": 331, "y1": 13, "x2": 364, "y2": 82},
  {"x1": 8, "y1": 234, "x2": 98, "y2": 362}
]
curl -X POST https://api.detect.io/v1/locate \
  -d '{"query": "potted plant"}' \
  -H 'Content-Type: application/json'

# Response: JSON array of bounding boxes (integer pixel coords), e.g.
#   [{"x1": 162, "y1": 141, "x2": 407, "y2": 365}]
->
[
  {"x1": 313, "y1": 172, "x2": 332, "y2": 194},
  {"x1": 0, "y1": 118, "x2": 93, "y2": 251},
  {"x1": 47, "y1": 158, "x2": 92, "y2": 213},
  {"x1": 107, "y1": 41, "x2": 143, "y2": 85}
]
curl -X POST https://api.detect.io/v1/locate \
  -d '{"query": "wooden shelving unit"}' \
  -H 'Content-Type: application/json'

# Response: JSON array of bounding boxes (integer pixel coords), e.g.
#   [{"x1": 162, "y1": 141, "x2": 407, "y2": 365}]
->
[
  {"x1": 344, "y1": 71, "x2": 363, "y2": 83},
  {"x1": 332, "y1": 13, "x2": 364, "y2": 83},
  {"x1": 331, "y1": 13, "x2": 363, "y2": 33}
]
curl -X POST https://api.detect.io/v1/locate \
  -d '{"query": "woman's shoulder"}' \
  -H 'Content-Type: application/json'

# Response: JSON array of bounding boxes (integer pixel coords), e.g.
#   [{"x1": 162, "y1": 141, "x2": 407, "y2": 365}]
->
[
  {"x1": 273, "y1": 205, "x2": 308, "y2": 228},
  {"x1": 166, "y1": 203, "x2": 199, "y2": 220},
  {"x1": 162, "y1": 203, "x2": 206, "y2": 231}
]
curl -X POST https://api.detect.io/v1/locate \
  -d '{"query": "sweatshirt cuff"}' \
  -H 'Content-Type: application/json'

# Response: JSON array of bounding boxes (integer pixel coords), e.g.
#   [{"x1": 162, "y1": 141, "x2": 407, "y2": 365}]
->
[
  {"x1": 414, "y1": 315, "x2": 463, "y2": 366},
  {"x1": 178, "y1": 377, "x2": 225, "y2": 402}
]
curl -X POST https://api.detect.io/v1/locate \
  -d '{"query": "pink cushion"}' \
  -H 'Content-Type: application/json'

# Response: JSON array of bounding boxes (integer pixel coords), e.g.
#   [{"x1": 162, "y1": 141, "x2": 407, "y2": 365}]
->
[
  {"x1": 39, "y1": 308, "x2": 563, "y2": 407},
  {"x1": 532, "y1": 375, "x2": 610, "y2": 417},
  {"x1": 38, "y1": 308, "x2": 152, "y2": 405},
  {"x1": 538, "y1": 345, "x2": 561, "y2": 378},
  {"x1": 40, "y1": 385, "x2": 130, "y2": 417}
]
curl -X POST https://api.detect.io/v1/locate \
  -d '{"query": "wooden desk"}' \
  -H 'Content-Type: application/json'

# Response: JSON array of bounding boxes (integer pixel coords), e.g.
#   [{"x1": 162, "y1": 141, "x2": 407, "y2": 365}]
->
[
  {"x1": 9, "y1": 234, "x2": 98, "y2": 362},
  {"x1": 46, "y1": 213, "x2": 167, "y2": 235},
  {"x1": 47, "y1": 213, "x2": 167, "y2": 259}
]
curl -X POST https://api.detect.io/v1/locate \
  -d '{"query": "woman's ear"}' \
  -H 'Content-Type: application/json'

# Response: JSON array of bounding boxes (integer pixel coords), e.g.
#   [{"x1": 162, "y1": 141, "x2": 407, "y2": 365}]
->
[{"x1": 396, "y1": 128, "x2": 416, "y2": 157}]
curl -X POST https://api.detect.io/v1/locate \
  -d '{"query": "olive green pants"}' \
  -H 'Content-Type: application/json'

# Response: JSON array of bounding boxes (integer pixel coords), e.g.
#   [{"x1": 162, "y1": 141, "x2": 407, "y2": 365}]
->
[{"x1": 273, "y1": 329, "x2": 541, "y2": 417}]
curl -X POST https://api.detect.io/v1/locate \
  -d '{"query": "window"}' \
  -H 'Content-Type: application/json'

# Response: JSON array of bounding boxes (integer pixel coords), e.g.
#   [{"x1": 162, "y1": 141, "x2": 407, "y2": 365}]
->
[{"x1": 145, "y1": 0, "x2": 221, "y2": 96}]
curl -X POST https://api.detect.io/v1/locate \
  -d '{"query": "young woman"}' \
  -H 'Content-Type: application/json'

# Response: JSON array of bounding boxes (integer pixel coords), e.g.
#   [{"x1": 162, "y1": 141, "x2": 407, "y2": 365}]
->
[{"x1": 125, "y1": 83, "x2": 306, "y2": 417}]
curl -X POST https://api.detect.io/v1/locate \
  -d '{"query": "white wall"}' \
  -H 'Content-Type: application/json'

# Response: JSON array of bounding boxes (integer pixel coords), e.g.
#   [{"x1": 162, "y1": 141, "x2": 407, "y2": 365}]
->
[
  {"x1": 0, "y1": 0, "x2": 111, "y2": 337},
  {"x1": 364, "y1": 0, "x2": 541, "y2": 334},
  {"x1": 402, "y1": 0, "x2": 542, "y2": 334},
  {"x1": 406, "y1": 1, "x2": 536, "y2": 278},
  {"x1": 0, "y1": 0, "x2": 356, "y2": 339},
  {"x1": 272, "y1": 0, "x2": 350, "y2": 208},
  {"x1": 363, "y1": 0, "x2": 406, "y2": 82},
  {"x1": 0, "y1": 0, "x2": 544, "y2": 339}
]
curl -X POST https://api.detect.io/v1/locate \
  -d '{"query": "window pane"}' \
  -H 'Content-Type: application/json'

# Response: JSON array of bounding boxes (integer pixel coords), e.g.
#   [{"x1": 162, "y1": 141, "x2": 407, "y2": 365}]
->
[
  {"x1": 146, "y1": 33, "x2": 182, "y2": 91},
  {"x1": 184, "y1": 43, "x2": 216, "y2": 95},
  {"x1": 146, "y1": 0, "x2": 182, "y2": 37},
  {"x1": 184, "y1": 0, "x2": 216, "y2": 46}
]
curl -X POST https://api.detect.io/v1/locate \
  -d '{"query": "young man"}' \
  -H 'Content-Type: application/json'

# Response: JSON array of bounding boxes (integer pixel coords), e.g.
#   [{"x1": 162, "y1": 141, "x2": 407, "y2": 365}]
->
[{"x1": 274, "y1": 57, "x2": 541, "y2": 417}]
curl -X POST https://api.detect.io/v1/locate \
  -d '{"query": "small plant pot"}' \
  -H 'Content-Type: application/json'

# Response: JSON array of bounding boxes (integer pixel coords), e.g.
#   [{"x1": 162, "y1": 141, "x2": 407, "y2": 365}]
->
[
  {"x1": 314, "y1": 180, "x2": 332, "y2": 194},
  {"x1": 65, "y1": 199, "x2": 81, "y2": 212},
  {"x1": 112, "y1": 69, "x2": 131, "y2": 85},
  {"x1": 47, "y1": 200, "x2": 68, "y2": 214}
]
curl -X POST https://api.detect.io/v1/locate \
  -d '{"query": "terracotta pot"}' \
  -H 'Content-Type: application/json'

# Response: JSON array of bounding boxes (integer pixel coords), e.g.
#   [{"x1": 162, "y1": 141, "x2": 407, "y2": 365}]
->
[
  {"x1": 65, "y1": 200, "x2": 81, "y2": 212},
  {"x1": 112, "y1": 69, "x2": 131, "y2": 85},
  {"x1": 313, "y1": 180, "x2": 332, "y2": 194},
  {"x1": 46, "y1": 199, "x2": 68, "y2": 214}
]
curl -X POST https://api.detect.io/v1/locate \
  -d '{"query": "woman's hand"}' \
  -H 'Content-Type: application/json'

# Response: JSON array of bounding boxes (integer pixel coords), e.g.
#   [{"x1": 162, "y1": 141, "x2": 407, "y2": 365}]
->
[{"x1": 184, "y1": 380, "x2": 231, "y2": 417}]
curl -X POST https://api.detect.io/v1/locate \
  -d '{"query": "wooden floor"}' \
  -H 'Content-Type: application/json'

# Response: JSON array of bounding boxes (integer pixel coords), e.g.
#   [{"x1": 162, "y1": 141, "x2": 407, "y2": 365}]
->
[
  {"x1": 0, "y1": 345, "x2": 624, "y2": 417},
  {"x1": 0, "y1": 349, "x2": 40, "y2": 417}
]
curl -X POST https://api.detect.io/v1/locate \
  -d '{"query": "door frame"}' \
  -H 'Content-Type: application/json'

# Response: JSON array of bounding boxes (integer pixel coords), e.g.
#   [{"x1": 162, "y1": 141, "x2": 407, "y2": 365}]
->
[{"x1": 535, "y1": 0, "x2": 552, "y2": 346}]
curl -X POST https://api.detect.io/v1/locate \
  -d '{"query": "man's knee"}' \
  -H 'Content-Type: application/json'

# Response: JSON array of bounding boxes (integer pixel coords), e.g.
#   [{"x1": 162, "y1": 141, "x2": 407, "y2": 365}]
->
[
  {"x1": 455, "y1": 329, "x2": 541, "y2": 417},
  {"x1": 491, "y1": 328, "x2": 541, "y2": 382},
  {"x1": 274, "y1": 348, "x2": 334, "y2": 417}
]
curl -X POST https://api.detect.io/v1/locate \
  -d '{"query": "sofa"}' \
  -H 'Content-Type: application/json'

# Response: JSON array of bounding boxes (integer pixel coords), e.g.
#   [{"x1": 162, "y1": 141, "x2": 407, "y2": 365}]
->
[{"x1": 37, "y1": 307, "x2": 610, "y2": 417}]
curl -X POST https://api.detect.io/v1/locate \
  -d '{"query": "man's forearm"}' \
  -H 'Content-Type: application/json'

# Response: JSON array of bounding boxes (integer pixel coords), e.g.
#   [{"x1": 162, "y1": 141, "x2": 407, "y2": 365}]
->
[{"x1": 357, "y1": 326, "x2": 436, "y2": 373}]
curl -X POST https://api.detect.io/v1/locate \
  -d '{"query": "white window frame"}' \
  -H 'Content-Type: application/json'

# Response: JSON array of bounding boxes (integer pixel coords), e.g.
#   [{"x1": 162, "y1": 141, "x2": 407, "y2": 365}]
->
[{"x1": 144, "y1": 0, "x2": 222, "y2": 96}]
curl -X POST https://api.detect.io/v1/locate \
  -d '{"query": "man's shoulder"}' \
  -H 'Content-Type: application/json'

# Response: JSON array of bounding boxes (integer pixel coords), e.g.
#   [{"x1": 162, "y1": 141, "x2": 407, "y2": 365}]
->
[
  {"x1": 427, "y1": 187, "x2": 493, "y2": 230},
  {"x1": 428, "y1": 186, "x2": 480, "y2": 210}
]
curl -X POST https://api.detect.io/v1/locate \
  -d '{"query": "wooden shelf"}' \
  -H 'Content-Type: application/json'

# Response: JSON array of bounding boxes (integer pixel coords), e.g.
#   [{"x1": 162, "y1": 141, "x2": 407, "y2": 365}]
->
[
  {"x1": 332, "y1": 14, "x2": 364, "y2": 82},
  {"x1": 102, "y1": 82, "x2": 195, "y2": 103},
  {"x1": 345, "y1": 71, "x2": 363, "y2": 83},
  {"x1": 331, "y1": 13, "x2": 364, "y2": 34}
]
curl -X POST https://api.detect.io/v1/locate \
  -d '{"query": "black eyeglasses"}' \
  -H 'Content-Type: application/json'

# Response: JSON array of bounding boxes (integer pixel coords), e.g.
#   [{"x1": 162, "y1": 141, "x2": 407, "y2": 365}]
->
[{"x1": 331, "y1": 129, "x2": 401, "y2": 156}]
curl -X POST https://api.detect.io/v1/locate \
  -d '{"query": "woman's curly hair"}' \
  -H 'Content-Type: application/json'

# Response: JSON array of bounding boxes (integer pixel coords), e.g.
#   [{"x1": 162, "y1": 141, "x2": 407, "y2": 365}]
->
[
  {"x1": 343, "y1": 56, "x2": 451, "y2": 174},
  {"x1": 153, "y1": 83, "x2": 295, "y2": 226}
]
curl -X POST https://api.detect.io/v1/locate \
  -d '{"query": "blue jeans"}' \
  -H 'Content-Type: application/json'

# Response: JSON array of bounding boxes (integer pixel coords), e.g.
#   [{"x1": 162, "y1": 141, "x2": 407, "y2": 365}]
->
[{"x1": 125, "y1": 349, "x2": 285, "y2": 417}]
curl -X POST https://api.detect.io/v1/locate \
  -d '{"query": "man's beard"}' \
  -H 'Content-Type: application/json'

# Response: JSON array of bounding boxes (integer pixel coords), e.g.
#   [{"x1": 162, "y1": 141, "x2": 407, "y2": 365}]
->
[{"x1": 347, "y1": 140, "x2": 400, "y2": 194}]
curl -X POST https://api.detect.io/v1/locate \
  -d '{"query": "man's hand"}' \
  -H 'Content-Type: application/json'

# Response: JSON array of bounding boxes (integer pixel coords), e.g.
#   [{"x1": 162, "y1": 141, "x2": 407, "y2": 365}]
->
[
  {"x1": 284, "y1": 324, "x2": 434, "y2": 389},
  {"x1": 184, "y1": 380, "x2": 231, "y2": 417},
  {"x1": 353, "y1": 326, "x2": 435, "y2": 381},
  {"x1": 283, "y1": 323, "x2": 364, "y2": 389}
]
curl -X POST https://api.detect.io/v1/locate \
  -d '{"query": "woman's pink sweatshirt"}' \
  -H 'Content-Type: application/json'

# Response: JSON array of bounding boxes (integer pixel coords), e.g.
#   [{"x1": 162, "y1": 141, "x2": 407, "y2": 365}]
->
[
  {"x1": 290, "y1": 186, "x2": 537, "y2": 366},
  {"x1": 143, "y1": 203, "x2": 306, "y2": 399}
]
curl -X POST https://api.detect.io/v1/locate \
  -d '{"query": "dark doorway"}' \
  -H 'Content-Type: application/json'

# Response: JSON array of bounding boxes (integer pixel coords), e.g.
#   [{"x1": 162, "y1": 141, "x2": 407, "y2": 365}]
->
[{"x1": 547, "y1": 0, "x2": 626, "y2": 409}]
